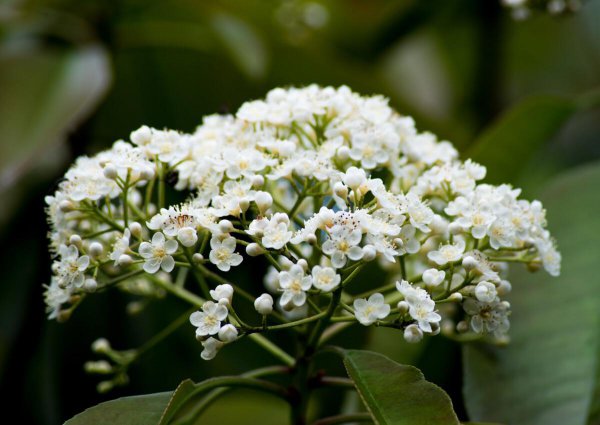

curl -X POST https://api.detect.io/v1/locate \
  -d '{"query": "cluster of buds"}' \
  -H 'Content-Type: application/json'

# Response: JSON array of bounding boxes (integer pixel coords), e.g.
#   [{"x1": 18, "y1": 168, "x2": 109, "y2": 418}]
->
[{"x1": 44, "y1": 85, "x2": 559, "y2": 371}]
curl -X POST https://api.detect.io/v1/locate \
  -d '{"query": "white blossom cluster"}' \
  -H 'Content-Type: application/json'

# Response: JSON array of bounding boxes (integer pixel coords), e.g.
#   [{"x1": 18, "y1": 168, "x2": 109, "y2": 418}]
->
[
  {"x1": 501, "y1": 0, "x2": 582, "y2": 19},
  {"x1": 44, "y1": 85, "x2": 560, "y2": 365}
]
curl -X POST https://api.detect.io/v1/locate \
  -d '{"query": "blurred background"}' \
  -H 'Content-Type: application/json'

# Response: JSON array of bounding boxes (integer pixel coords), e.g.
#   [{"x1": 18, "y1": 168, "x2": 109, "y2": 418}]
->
[{"x1": 1, "y1": 0, "x2": 599, "y2": 424}]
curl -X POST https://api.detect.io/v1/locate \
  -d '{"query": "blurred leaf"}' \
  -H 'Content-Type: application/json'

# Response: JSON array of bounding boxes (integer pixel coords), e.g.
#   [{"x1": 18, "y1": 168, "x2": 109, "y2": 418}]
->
[
  {"x1": 342, "y1": 349, "x2": 460, "y2": 424},
  {"x1": 463, "y1": 161, "x2": 600, "y2": 425},
  {"x1": 210, "y1": 12, "x2": 268, "y2": 80},
  {"x1": 466, "y1": 95, "x2": 577, "y2": 184},
  {"x1": 64, "y1": 392, "x2": 172, "y2": 425},
  {"x1": 0, "y1": 44, "x2": 111, "y2": 223}
]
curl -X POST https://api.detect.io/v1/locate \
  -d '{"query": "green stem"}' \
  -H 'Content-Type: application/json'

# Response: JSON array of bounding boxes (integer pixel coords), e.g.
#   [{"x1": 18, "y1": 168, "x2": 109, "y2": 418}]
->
[{"x1": 135, "y1": 308, "x2": 193, "y2": 358}]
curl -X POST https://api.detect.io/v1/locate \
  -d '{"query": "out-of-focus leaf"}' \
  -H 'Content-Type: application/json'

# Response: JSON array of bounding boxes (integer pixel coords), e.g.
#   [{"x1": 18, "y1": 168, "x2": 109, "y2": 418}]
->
[
  {"x1": 342, "y1": 349, "x2": 460, "y2": 424},
  {"x1": 0, "y1": 45, "x2": 111, "y2": 223},
  {"x1": 64, "y1": 392, "x2": 172, "y2": 425},
  {"x1": 210, "y1": 12, "x2": 268, "y2": 80},
  {"x1": 158, "y1": 379, "x2": 195, "y2": 425},
  {"x1": 463, "y1": 161, "x2": 600, "y2": 425},
  {"x1": 466, "y1": 95, "x2": 577, "y2": 184}
]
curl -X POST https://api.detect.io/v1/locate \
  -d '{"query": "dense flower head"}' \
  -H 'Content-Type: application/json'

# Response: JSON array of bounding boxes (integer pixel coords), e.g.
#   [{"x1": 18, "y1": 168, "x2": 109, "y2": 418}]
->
[{"x1": 44, "y1": 85, "x2": 560, "y2": 369}]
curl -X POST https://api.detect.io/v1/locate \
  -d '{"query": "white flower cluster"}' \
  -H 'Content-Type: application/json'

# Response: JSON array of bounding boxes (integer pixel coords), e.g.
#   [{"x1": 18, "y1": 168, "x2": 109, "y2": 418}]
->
[
  {"x1": 44, "y1": 85, "x2": 560, "y2": 364},
  {"x1": 501, "y1": 0, "x2": 581, "y2": 19}
]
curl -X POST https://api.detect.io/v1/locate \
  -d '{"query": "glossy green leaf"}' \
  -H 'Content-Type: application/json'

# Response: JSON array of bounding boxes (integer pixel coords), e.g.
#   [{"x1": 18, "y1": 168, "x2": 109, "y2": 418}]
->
[
  {"x1": 64, "y1": 392, "x2": 172, "y2": 425},
  {"x1": 466, "y1": 95, "x2": 577, "y2": 184},
  {"x1": 210, "y1": 12, "x2": 268, "y2": 80},
  {"x1": 158, "y1": 379, "x2": 195, "y2": 425},
  {"x1": 463, "y1": 161, "x2": 600, "y2": 425},
  {"x1": 342, "y1": 349, "x2": 460, "y2": 425}
]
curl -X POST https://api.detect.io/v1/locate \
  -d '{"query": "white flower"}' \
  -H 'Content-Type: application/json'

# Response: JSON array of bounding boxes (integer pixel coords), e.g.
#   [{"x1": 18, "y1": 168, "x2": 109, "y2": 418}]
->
[
  {"x1": 353, "y1": 293, "x2": 390, "y2": 325},
  {"x1": 55, "y1": 244, "x2": 90, "y2": 288},
  {"x1": 343, "y1": 166, "x2": 367, "y2": 190},
  {"x1": 474, "y1": 281, "x2": 497, "y2": 303},
  {"x1": 427, "y1": 240, "x2": 466, "y2": 266},
  {"x1": 44, "y1": 277, "x2": 71, "y2": 319},
  {"x1": 403, "y1": 324, "x2": 423, "y2": 343},
  {"x1": 404, "y1": 193, "x2": 434, "y2": 233},
  {"x1": 463, "y1": 298, "x2": 510, "y2": 337},
  {"x1": 147, "y1": 205, "x2": 201, "y2": 247},
  {"x1": 487, "y1": 218, "x2": 515, "y2": 249},
  {"x1": 139, "y1": 233, "x2": 178, "y2": 274},
  {"x1": 422, "y1": 268, "x2": 445, "y2": 286},
  {"x1": 254, "y1": 293, "x2": 274, "y2": 315},
  {"x1": 208, "y1": 236, "x2": 243, "y2": 271},
  {"x1": 279, "y1": 265, "x2": 312, "y2": 307},
  {"x1": 322, "y1": 227, "x2": 364, "y2": 268},
  {"x1": 190, "y1": 301, "x2": 229, "y2": 337},
  {"x1": 396, "y1": 280, "x2": 440, "y2": 333},
  {"x1": 210, "y1": 284, "x2": 234, "y2": 304},
  {"x1": 262, "y1": 215, "x2": 292, "y2": 249},
  {"x1": 311, "y1": 266, "x2": 341, "y2": 292},
  {"x1": 200, "y1": 337, "x2": 224, "y2": 360}
]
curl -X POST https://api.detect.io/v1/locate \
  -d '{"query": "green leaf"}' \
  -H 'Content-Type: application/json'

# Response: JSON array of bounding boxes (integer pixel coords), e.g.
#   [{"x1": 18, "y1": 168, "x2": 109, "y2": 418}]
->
[
  {"x1": 342, "y1": 349, "x2": 460, "y2": 425},
  {"x1": 158, "y1": 379, "x2": 196, "y2": 425},
  {"x1": 64, "y1": 392, "x2": 172, "y2": 425},
  {"x1": 463, "y1": 161, "x2": 600, "y2": 425},
  {"x1": 210, "y1": 12, "x2": 268, "y2": 80},
  {"x1": 466, "y1": 95, "x2": 577, "y2": 184}
]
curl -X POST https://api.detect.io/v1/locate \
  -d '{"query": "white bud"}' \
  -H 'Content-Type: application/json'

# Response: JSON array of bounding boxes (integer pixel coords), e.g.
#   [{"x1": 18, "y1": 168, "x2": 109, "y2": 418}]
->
[
  {"x1": 140, "y1": 167, "x2": 155, "y2": 181},
  {"x1": 333, "y1": 182, "x2": 348, "y2": 199},
  {"x1": 84, "y1": 278, "x2": 97, "y2": 292},
  {"x1": 296, "y1": 259, "x2": 308, "y2": 271},
  {"x1": 397, "y1": 300, "x2": 410, "y2": 315},
  {"x1": 84, "y1": 360, "x2": 113, "y2": 374},
  {"x1": 449, "y1": 292, "x2": 463, "y2": 302},
  {"x1": 88, "y1": 242, "x2": 104, "y2": 258},
  {"x1": 251, "y1": 175, "x2": 264, "y2": 188},
  {"x1": 178, "y1": 228, "x2": 198, "y2": 247},
  {"x1": 97, "y1": 381, "x2": 114, "y2": 393},
  {"x1": 59, "y1": 200, "x2": 74, "y2": 212},
  {"x1": 337, "y1": 145, "x2": 350, "y2": 160},
  {"x1": 131, "y1": 125, "x2": 152, "y2": 145},
  {"x1": 246, "y1": 243, "x2": 264, "y2": 257},
  {"x1": 462, "y1": 255, "x2": 478, "y2": 270},
  {"x1": 403, "y1": 324, "x2": 423, "y2": 343},
  {"x1": 69, "y1": 234, "x2": 82, "y2": 247},
  {"x1": 430, "y1": 322, "x2": 441, "y2": 336},
  {"x1": 343, "y1": 167, "x2": 366, "y2": 190},
  {"x1": 497, "y1": 280, "x2": 512, "y2": 296},
  {"x1": 422, "y1": 268, "x2": 445, "y2": 287},
  {"x1": 92, "y1": 338, "x2": 111, "y2": 353},
  {"x1": 456, "y1": 321, "x2": 469, "y2": 333},
  {"x1": 255, "y1": 191, "x2": 273, "y2": 214},
  {"x1": 429, "y1": 215, "x2": 449, "y2": 234},
  {"x1": 361, "y1": 244, "x2": 377, "y2": 262},
  {"x1": 103, "y1": 164, "x2": 118, "y2": 180},
  {"x1": 218, "y1": 220, "x2": 234, "y2": 234},
  {"x1": 210, "y1": 284, "x2": 234, "y2": 304},
  {"x1": 118, "y1": 254, "x2": 133, "y2": 266},
  {"x1": 239, "y1": 197, "x2": 250, "y2": 213},
  {"x1": 129, "y1": 222, "x2": 143, "y2": 238},
  {"x1": 448, "y1": 222, "x2": 462, "y2": 235},
  {"x1": 307, "y1": 234, "x2": 317, "y2": 245},
  {"x1": 218, "y1": 324, "x2": 238, "y2": 343},
  {"x1": 254, "y1": 293, "x2": 274, "y2": 315}
]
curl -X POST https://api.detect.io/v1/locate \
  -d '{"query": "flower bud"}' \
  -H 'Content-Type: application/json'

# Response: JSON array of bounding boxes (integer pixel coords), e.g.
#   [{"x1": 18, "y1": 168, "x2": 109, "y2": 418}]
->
[
  {"x1": 296, "y1": 259, "x2": 308, "y2": 271},
  {"x1": 97, "y1": 381, "x2": 114, "y2": 394},
  {"x1": 448, "y1": 292, "x2": 463, "y2": 302},
  {"x1": 246, "y1": 243, "x2": 264, "y2": 257},
  {"x1": 497, "y1": 279, "x2": 512, "y2": 296},
  {"x1": 462, "y1": 255, "x2": 478, "y2": 270},
  {"x1": 140, "y1": 167, "x2": 155, "y2": 181},
  {"x1": 333, "y1": 182, "x2": 348, "y2": 199},
  {"x1": 59, "y1": 200, "x2": 75, "y2": 212},
  {"x1": 254, "y1": 293, "x2": 274, "y2": 315},
  {"x1": 474, "y1": 281, "x2": 497, "y2": 303},
  {"x1": 84, "y1": 360, "x2": 113, "y2": 374},
  {"x1": 448, "y1": 222, "x2": 462, "y2": 235},
  {"x1": 337, "y1": 145, "x2": 350, "y2": 160},
  {"x1": 403, "y1": 324, "x2": 423, "y2": 343},
  {"x1": 178, "y1": 228, "x2": 198, "y2": 247},
  {"x1": 118, "y1": 254, "x2": 133, "y2": 266},
  {"x1": 239, "y1": 197, "x2": 250, "y2": 213},
  {"x1": 92, "y1": 338, "x2": 111, "y2": 353},
  {"x1": 218, "y1": 324, "x2": 238, "y2": 343},
  {"x1": 255, "y1": 191, "x2": 273, "y2": 214},
  {"x1": 251, "y1": 175, "x2": 264, "y2": 188},
  {"x1": 456, "y1": 321, "x2": 469, "y2": 333},
  {"x1": 397, "y1": 300, "x2": 410, "y2": 315},
  {"x1": 343, "y1": 167, "x2": 366, "y2": 190},
  {"x1": 362, "y1": 245, "x2": 377, "y2": 261},
  {"x1": 69, "y1": 234, "x2": 82, "y2": 247},
  {"x1": 307, "y1": 234, "x2": 317, "y2": 245},
  {"x1": 192, "y1": 253, "x2": 204, "y2": 263},
  {"x1": 84, "y1": 278, "x2": 98, "y2": 292},
  {"x1": 89, "y1": 242, "x2": 104, "y2": 258},
  {"x1": 218, "y1": 220, "x2": 234, "y2": 234},
  {"x1": 103, "y1": 164, "x2": 118, "y2": 180},
  {"x1": 129, "y1": 222, "x2": 143, "y2": 238}
]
